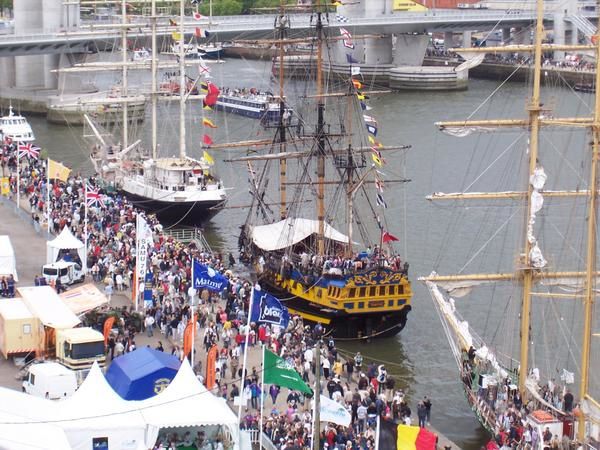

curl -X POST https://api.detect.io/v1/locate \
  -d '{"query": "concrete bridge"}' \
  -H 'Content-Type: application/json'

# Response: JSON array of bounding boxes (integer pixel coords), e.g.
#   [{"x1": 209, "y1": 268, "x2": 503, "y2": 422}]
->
[{"x1": 0, "y1": 9, "x2": 596, "y2": 58}]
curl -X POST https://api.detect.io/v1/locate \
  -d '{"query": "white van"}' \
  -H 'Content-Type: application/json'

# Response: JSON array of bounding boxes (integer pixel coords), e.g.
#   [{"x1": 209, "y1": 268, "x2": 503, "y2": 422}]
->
[
  {"x1": 42, "y1": 260, "x2": 85, "y2": 286},
  {"x1": 22, "y1": 362, "x2": 77, "y2": 400}
]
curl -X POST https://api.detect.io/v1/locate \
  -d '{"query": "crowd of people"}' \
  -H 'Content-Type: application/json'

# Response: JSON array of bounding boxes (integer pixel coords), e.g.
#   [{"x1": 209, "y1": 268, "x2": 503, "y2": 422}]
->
[
  {"x1": 425, "y1": 46, "x2": 597, "y2": 73},
  {"x1": 3, "y1": 144, "x2": 438, "y2": 450}
]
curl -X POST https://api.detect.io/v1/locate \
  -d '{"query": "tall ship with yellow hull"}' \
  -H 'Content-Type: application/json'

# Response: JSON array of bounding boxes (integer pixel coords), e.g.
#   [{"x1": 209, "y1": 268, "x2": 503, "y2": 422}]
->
[{"x1": 236, "y1": 2, "x2": 412, "y2": 339}]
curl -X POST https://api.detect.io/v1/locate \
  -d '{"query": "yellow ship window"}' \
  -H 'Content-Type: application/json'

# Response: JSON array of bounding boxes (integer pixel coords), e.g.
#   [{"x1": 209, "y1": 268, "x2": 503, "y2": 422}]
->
[
  {"x1": 388, "y1": 300, "x2": 394, "y2": 307},
  {"x1": 369, "y1": 286, "x2": 377, "y2": 297},
  {"x1": 378, "y1": 286, "x2": 386, "y2": 296},
  {"x1": 344, "y1": 302, "x2": 354, "y2": 309},
  {"x1": 397, "y1": 299, "x2": 406, "y2": 306},
  {"x1": 388, "y1": 285, "x2": 396, "y2": 295},
  {"x1": 359, "y1": 287, "x2": 366, "y2": 297},
  {"x1": 398, "y1": 285, "x2": 404, "y2": 295},
  {"x1": 358, "y1": 302, "x2": 364, "y2": 309},
  {"x1": 369, "y1": 300, "x2": 385, "y2": 308},
  {"x1": 348, "y1": 288, "x2": 356, "y2": 298}
]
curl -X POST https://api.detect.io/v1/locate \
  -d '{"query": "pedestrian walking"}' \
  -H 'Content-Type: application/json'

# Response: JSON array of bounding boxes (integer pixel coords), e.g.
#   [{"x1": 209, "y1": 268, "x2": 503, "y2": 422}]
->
[{"x1": 423, "y1": 396, "x2": 432, "y2": 425}]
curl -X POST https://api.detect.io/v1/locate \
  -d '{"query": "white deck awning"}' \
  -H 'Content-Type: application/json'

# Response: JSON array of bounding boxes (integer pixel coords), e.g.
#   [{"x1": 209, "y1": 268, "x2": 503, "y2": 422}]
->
[{"x1": 251, "y1": 218, "x2": 349, "y2": 251}]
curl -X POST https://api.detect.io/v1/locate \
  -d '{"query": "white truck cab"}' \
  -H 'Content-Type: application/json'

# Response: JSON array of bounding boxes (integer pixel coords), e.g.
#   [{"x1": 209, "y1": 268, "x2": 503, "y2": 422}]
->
[
  {"x1": 42, "y1": 260, "x2": 84, "y2": 286},
  {"x1": 22, "y1": 362, "x2": 77, "y2": 400}
]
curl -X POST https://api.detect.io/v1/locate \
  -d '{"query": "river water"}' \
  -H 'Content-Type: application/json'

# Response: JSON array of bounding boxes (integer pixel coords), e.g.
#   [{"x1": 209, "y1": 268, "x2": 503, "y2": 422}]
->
[{"x1": 28, "y1": 58, "x2": 594, "y2": 448}]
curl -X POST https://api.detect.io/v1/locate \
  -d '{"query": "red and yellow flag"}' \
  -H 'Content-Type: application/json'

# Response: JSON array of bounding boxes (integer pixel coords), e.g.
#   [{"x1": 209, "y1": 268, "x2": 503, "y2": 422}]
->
[
  {"x1": 202, "y1": 118, "x2": 218, "y2": 128},
  {"x1": 397, "y1": 425, "x2": 436, "y2": 450}
]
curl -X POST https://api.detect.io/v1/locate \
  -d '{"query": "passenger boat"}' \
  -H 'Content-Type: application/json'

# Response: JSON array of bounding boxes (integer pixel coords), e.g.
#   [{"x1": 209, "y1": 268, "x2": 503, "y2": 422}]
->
[
  {"x1": 0, "y1": 106, "x2": 35, "y2": 142},
  {"x1": 235, "y1": 5, "x2": 412, "y2": 339},
  {"x1": 421, "y1": 0, "x2": 600, "y2": 444},
  {"x1": 215, "y1": 89, "x2": 292, "y2": 125}
]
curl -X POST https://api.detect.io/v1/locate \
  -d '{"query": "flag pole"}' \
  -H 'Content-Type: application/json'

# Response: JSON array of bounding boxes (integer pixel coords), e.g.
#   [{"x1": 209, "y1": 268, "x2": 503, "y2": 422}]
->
[
  {"x1": 84, "y1": 181, "x2": 88, "y2": 275},
  {"x1": 134, "y1": 214, "x2": 139, "y2": 312},
  {"x1": 237, "y1": 286, "x2": 254, "y2": 424},
  {"x1": 46, "y1": 159, "x2": 50, "y2": 236},
  {"x1": 313, "y1": 340, "x2": 321, "y2": 450},
  {"x1": 15, "y1": 146, "x2": 20, "y2": 211},
  {"x1": 259, "y1": 343, "x2": 265, "y2": 450},
  {"x1": 310, "y1": 385, "x2": 317, "y2": 450},
  {"x1": 375, "y1": 415, "x2": 381, "y2": 450},
  {"x1": 191, "y1": 258, "x2": 195, "y2": 369}
]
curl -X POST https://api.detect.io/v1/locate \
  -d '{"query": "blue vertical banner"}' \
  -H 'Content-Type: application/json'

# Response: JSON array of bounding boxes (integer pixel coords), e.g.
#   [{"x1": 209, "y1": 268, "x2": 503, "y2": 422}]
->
[
  {"x1": 250, "y1": 289, "x2": 290, "y2": 329},
  {"x1": 143, "y1": 272, "x2": 153, "y2": 308}
]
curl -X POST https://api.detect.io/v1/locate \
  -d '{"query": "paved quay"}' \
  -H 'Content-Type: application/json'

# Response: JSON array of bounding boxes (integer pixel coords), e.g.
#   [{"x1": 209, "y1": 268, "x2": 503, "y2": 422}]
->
[{"x1": 0, "y1": 195, "x2": 462, "y2": 449}]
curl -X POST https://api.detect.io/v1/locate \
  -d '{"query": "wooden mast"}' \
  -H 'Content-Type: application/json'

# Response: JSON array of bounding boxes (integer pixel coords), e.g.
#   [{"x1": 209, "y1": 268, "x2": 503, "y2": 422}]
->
[
  {"x1": 178, "y1": 0, "x2": 186, "y2": 159},
  {"x1": 151, "y1": 0, "x2": 158, "y2": 159},
  {"x1": 578, "y1": 3, "x2": 600, "y2": 441},
  {"x1": 121, "y1": 0, "x2": 129, "y2": 149},
  {"x1": 316, "y1": 0, "x2": 326, "y2": 255},
  {"x1": 517, "y1": 0, "x2": 544, "y2": 395},
  {"x1": 277, "y1": 1, "x2": 288, "y2": 220}
]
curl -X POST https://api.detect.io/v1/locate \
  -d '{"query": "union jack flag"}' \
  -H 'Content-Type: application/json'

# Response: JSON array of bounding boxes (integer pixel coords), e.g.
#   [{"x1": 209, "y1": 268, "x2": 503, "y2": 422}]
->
[
  {"x1": 340, "y1": 28, "x2": 355, "y2": 49},
  {"x1": 17, "y1": 142, "x2": 40, "y2": 159},
  {"x1": 85, "y1": 183, "x2": 105, "y2": 208}
]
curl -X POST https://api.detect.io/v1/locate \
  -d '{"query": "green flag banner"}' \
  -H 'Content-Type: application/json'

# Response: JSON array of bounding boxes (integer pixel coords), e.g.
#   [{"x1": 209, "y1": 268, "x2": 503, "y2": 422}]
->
[{"x1": 263, "y1": 348, "x2": 313, "y2": 395}]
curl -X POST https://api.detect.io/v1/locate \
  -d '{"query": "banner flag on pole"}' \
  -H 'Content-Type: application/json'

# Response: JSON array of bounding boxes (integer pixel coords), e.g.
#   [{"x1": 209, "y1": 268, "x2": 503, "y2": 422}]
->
[
  {"x1": 85, "y1": 183, "x2": 105, "y2": 208},
  {"x1": 318, "y1": 394, "x2": 352, "y2": 427},
  {"x1": 250, "y1": 289, "x2": 290, "y2": 329},
  {"x1": 48, "y1": 159, "x2": 71, "y2": 182},
  {"x1": 206, "y1": 345, "x2": 218, "y2": 390},
  {"x1": 263, "y1": 348, "x2": 313, "y2": 394},
  {"x1": 135, "y1": 214, "x2": 153, "y2": 281},
  {"x1": 192, "y1": 260, "x2": 228, "y2": 291}
]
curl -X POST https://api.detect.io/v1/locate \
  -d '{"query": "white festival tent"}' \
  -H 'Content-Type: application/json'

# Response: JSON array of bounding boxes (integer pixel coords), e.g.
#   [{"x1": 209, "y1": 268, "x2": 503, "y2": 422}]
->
[
  {"x1": 138, "y1": 359, "x2": 240, "y2": 448},
  {"x1": 0, "y1": 389, "x2": 71, "y2": 450},
  {"x1": 46, "y1": 226, "x2": 85, "y2": 265},
  {"x1": 0, "y1": 361, "x2": 239, "y2": 450},
  {"x1": 59, "y1": 363, "x2": 150, "y2": 450},
  {"x1": 0, "y1": 235, "x2": 18, "y2": 281}
]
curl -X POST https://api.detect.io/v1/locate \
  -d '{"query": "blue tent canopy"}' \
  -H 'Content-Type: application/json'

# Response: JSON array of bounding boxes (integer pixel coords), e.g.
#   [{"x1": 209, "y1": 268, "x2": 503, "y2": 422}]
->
[{"x1": 105, "y1": 347, "x2": 181, "y2": 400}]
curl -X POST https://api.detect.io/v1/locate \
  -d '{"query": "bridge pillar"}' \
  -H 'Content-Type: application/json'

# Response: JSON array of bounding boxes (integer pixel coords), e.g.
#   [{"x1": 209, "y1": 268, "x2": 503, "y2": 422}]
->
[
  {"x1": 393, "y1": 34, "x2": 429, "y2": 66},
  {"x1": 364, "y1": 36, "x2": 393, "y2": 65},
  {"x1": 553, "y1": 11, "x2": 566, "y2": 60},
  {"x1": 14, "y1": 0, "x2": 45, "y2": 89},
  {"x1": 462, "y1": 31, "x2": 472, "y2": 48},
  {"x1": 0, "y1": 57, "x2": 15, "y2": 89},
  {"x1": 444, "y1": 32, "x2": 455, "y2": 51},
  {"x1": 42, "y1": 0, "x2": 64, "y2": 90},
  {"x1": 502, "y1": 28, "x2": 511, "y2": 45}
]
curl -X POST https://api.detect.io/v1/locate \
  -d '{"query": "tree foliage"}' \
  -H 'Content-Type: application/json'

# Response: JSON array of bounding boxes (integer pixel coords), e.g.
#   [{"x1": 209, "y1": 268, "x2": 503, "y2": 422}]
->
[{"x1": 200, "y1": 0, "x2": 292, "y2": 15}]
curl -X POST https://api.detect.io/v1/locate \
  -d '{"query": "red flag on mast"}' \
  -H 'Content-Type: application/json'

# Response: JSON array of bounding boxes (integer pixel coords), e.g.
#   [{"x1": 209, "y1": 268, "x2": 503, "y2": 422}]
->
[
  {"x1": 202, "y1": 134, "x2": 213, "y2": 146},
  {"x1": 382, "y1": 231, "x2": 399, "y2": 243}
]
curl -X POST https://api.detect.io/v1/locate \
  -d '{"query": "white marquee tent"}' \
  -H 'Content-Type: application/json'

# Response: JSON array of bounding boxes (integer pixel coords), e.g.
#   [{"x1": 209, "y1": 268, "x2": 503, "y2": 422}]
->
[
  {"x1": 46, "y1": 227, "x2": 85, "y2": 265},
  {"x1": 0, "y1": 361, "x2": 240, "y2": 450},
  {"x1": 138, "y1": 359, "x2": 240, "y2": 448},
  {"x1": 0, "y1": 236, "x2": 17, "y2": 282}
]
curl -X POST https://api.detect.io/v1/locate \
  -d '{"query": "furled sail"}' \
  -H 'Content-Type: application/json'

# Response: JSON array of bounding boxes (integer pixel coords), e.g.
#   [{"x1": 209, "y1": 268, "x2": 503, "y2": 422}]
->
[{"x1": 527, "y1": 165, "x2": 548, "y2": 268}]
